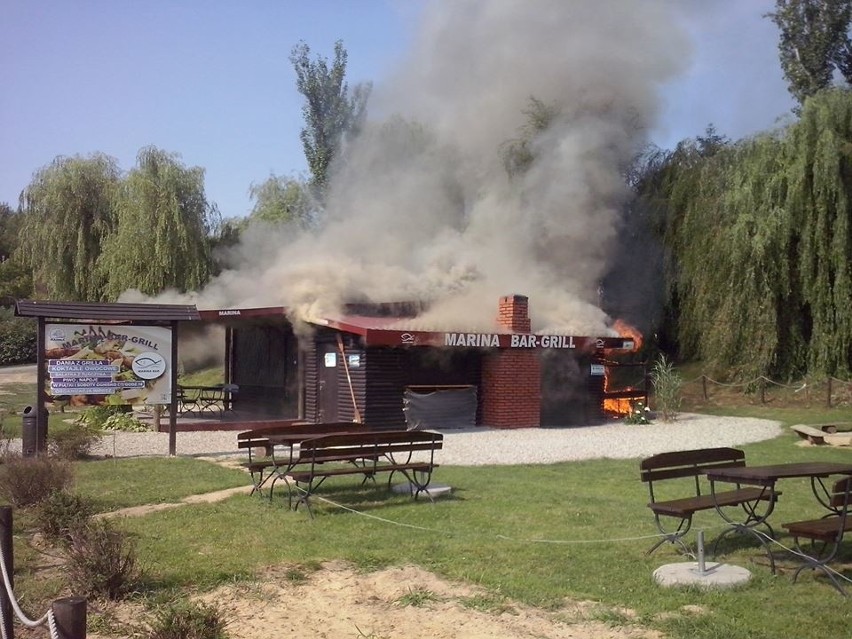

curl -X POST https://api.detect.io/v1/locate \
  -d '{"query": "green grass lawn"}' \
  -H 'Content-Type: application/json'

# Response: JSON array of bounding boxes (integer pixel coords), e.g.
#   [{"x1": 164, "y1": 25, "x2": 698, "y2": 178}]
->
[
  {"x1": 63, "y1": 427, "x2": 850, "y2": 639},
  {"x1": 4, "y1": 373, "x2": 852, "y2": 638}
]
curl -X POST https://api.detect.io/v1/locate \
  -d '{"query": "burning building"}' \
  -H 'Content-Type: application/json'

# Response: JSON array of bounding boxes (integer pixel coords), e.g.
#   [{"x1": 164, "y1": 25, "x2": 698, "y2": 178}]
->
[{"x1": 199, "y1": 294, "x2": 644, "y2": 430}]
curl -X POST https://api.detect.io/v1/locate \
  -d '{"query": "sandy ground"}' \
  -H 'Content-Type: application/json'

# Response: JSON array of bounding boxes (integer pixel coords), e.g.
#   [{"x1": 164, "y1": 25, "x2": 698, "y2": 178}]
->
[{"x1": 87, "y1": 561, "x2": 671, "y2": 639}]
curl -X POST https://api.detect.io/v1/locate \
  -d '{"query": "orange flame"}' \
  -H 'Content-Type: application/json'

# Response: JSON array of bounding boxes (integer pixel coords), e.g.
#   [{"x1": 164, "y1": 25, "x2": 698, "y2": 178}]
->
[{"x1": 602, "y1": 320, "x2": 644, "y2": 417}]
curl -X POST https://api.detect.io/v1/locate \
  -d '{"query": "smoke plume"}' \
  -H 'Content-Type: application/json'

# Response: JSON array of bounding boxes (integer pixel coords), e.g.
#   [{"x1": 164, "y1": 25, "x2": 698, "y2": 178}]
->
[{"x1": 130, "y1": 0, "x2": 690, "y2": 335}]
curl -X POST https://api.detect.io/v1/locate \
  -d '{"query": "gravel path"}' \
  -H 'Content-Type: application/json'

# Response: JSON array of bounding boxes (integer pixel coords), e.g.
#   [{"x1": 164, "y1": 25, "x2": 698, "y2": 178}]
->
[{"x1": 10, "y1": 413, "x2": 782, "y2": 465}]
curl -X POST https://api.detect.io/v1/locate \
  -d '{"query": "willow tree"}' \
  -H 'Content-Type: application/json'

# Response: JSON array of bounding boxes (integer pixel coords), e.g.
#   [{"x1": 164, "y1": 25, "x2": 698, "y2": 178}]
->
[
  {"x1": 786, "y1": 89, "x2": 852, "y2": 375},
  {"x1": 248, "y1": 174, "x2": 313, "y2": 227},
  {"x1": 18, "y1": 153, "x2": 120, "y2": 300},
  {"x1": 98, "y1": 147, "x2": 215, "y2": 299}
]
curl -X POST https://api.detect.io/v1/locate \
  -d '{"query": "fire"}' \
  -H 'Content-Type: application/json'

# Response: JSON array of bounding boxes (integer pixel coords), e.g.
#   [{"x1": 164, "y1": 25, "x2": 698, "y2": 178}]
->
[
  {"x1": 612, "y1": 319, "x2": 643, "y2": 352},
  {"x1": 601, "y1": 320, "x2": 644, "y2": 418}
]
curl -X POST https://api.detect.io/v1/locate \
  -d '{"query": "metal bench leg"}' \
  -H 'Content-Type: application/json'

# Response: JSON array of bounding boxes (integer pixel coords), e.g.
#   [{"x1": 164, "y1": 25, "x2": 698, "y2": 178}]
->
[{"x1": 647, "y1": 515, "x2": 693, "y2": 556}]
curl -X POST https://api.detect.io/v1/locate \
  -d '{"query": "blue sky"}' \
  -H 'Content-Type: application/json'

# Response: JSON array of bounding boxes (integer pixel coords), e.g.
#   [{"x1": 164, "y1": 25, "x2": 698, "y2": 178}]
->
[{"x1": 1, "y1": 0, "x2": 795, "y2": 220}]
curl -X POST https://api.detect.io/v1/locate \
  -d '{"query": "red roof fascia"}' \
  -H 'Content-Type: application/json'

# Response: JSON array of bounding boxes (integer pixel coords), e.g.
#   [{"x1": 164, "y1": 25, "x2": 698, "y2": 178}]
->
[{"x1": 321, "y1": 315, "x2": 632, "y2": 351}]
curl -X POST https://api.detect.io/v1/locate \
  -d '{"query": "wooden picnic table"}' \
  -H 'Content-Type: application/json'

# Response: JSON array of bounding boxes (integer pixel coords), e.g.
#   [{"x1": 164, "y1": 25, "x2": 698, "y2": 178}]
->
[{"x1": 704, "y1": 461, "x2": 852, "y2": 590}]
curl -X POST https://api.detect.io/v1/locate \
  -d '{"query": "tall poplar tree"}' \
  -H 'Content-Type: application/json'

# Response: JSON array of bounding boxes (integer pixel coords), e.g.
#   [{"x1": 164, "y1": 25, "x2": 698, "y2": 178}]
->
[
  {"x1": 290, "y1": 40, "x2": 371, "y2": 203},
  {"x1": 18, "y1": 154, "x2": 120, "y2": 300},
  {"x1": 767, "y1": 0, "x2": 852, "y2": 106},
  {"x1": 98, "y1": 147, "x2": 215, "y2": 299}
]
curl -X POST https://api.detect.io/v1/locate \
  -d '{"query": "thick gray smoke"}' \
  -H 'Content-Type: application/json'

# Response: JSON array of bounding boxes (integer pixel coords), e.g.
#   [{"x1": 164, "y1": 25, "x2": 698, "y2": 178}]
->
[{"x1": 138, "y1": 0, "x2": 690, "y2": 335}]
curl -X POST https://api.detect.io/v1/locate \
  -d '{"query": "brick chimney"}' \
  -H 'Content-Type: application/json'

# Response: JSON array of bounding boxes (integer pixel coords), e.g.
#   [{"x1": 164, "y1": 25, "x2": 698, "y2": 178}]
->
[{"x1": 480, "y1": 295, "x2": 541, "y2": 428}]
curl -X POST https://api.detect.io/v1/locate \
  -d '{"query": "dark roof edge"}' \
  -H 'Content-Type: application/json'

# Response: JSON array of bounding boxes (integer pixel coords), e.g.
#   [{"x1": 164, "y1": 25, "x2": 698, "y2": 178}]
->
[{"x1": 14, "y1": 299, "x2": 200, "y2": 322}]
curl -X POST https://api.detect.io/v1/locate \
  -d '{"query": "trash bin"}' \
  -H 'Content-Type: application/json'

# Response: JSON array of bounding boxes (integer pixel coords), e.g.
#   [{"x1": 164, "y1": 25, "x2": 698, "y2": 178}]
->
[{"x1": 21, "y1": 406, "x2": 45, "y2": 457}]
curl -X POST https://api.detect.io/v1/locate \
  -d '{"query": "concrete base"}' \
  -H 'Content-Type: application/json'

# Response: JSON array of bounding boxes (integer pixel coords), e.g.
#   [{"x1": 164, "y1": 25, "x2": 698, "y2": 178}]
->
[
  {"x1": 392, "y1": 482, "x2": 452, "y2": 499},
  {"x1": 654, "y1": 562, "x2": 751, "y2": 590}
]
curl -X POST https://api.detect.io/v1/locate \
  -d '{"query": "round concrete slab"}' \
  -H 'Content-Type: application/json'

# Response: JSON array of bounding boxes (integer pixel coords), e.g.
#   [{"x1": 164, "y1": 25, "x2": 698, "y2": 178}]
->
[
  {"x1": 392, "y1": 482, "x2": 452, "y2": 498},
  {"x1": 654, "y1": 562, "x2": 751, "y2": 589}
]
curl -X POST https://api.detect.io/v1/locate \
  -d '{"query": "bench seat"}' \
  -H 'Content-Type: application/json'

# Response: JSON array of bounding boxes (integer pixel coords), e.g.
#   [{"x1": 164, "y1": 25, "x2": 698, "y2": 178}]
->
[
  {"x1": 650, "y1": 487, "x2": 774, "y2": 518},
  {"x1": 781, "y1": 477, "x2": 852, "y2": 595},
  {"x1": 783, "y1": 516, "x2": 852, "y2": 543}
]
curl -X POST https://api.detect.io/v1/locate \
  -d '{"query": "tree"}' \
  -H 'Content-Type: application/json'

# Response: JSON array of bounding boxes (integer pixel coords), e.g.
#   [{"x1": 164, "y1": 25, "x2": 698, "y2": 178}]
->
[
  {"x1": 289, "y1": 40, "x2": 371, "y2": 202},
  {"x1": 767, "y1": 0, "x2": 852, "y2": 106},
  {"x1": 98, "y1": 147, "x2": 216, "y2": 299},
  {"x1": 247, "y1": 174, "x2": 314, "y2": 227},
  {"x1": 0, "y1": 204, "x2": 33, "y2": 304},
  {"x1": 18, "y1": 154, "x2": 120, "y2": 300},
  {"x1": 500, "y1": 97, "x2": 561, "y2": 178}
]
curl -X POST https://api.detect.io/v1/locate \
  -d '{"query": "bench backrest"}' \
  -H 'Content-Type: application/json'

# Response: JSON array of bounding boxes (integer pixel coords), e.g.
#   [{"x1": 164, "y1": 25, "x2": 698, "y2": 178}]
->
[
  {"x1": 298, "y1": 430, "x2": 443, "y2": 464},
  {"x1": 640, "y1": 447, "x2": 746, "y2": 481},
  {"x1": 237, "y1": 421, "x2": 372, "y2": 448},
  {"x1": 830, "y1": 477, "x2": 852, "y2": 511},
  {"x1": 640, "y1": 447, "x2": 746, "y2": 500}
]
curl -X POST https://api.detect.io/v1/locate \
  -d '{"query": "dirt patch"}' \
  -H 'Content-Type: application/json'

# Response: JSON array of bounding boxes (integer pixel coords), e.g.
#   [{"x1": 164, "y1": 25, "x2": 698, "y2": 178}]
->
[{"x1": 90, "y1": 561, "x2": 663, "y2": 639}]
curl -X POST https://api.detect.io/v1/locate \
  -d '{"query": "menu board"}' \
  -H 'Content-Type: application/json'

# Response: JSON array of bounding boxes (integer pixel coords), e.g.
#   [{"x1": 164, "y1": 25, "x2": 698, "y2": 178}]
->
[{"x1": 45, "y1": 323, "x2": 173, "y2": 406}]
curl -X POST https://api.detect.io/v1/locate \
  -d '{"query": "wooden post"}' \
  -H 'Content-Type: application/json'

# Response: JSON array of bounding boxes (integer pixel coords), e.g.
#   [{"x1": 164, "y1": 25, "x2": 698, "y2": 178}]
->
[
  {"x1": 0, "y1": 506, "x2": 13, "y2": 639},
  {"x1": 51, "y1": 597, "x2": 86, "y2": 639},
  {"x1": 827, "y1": 377, "x2": 832, "y2": 408},
  {"x1": 702, "y1": 375, "x2": 708, "y2": 401},
  {"x1": 169, "y1": 321, "x2": 178, "y2": 456},
  {"x1": 759, "y1": 378, "x2": 766, "y2": 404}
]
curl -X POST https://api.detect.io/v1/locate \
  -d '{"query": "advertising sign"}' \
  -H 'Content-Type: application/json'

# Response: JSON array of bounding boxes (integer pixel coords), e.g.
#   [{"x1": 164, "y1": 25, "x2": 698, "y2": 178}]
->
[{"x1": 45, "y1": 323, "x2": 173, "y2": 406}]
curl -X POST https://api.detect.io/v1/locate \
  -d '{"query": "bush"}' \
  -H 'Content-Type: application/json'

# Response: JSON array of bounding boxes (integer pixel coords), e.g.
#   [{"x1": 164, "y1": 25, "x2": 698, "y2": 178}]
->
[
  {"x1": 0, "y1": 455, "x2": 74, "y2": 507},
  {"x1": 103, "y1": 412, "x2": 149, "y2": 432},
  {"x1": 146, "y1": 600, "x2": 230, "y2": 639},
  {"x1": 651, "y1": 354, "x2": 683, "y2": 422},
  {"x1": 66, "y1": 518, "x2": 140, "y2": 600},
  {"x1": 76, "y1": 405, "x2": 148, "y2": 432},
  {"x1": 0, "y1": 312, "x2": 36, "y2": 366},
  {"x1": 49, "y1": 422, "x2": 102, "y2": 460},
  {"x1": 34, "y1": 490, "x2": 95, "y2": 543},
  {"x1": 76, "y1": 405, "x2": 129, "y2": 429}
]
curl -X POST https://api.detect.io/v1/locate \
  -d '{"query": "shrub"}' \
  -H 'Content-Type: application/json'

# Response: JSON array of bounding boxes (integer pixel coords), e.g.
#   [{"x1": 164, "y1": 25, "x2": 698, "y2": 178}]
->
[
  {"x1": 34, "y1": 490, "x2": 95, "y2": 543},
  {"x1": 146, "y1": 600, "x2": 230, "y2": 639},
  {"x1": 103, "y1": 412, "x2": 149, "y2": 432},
  {"x1": 77, "y1": 405, "x2": 147, "y2": 432},
  {"x1": 0, "y1": 455, "x2": 74, "y2": 507},
  {"x1": 66, "y1": 518, "x2": 140, "y2": 600},
  {"x1": 76, "y1": 405, "x2": 129, "y2": 429},
  {"x1": 0, "y1": 313, "x2": 36, "y2": 366},
  {"x1": 49, "y1": 422, "x2": 102, "y2": 460},
  {"x1": 651, "y1": 354, "x2": 683, "y2": 422}
]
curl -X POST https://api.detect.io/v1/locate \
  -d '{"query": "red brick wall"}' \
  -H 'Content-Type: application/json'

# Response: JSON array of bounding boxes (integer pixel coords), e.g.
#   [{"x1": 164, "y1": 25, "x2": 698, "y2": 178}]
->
[{"x1": 480, "y1": 294, "x2": 541, "y2": 428}]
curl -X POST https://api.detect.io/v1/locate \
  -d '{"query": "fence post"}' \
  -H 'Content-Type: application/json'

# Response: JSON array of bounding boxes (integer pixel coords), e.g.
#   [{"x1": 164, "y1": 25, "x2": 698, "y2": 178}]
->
[
  {"x1": 0, "y1": 506, "x2": 13, "y2": 639},
  {"x1": 827, "y1": 377, "x2": 832, "y2": 408},
  {"x1": 702, "y1": 375, "x2": 708, "y2": 401},
  {"x1": 51, "y1": 597, "x2": 86, "y2": 639},
  {"x1": 759, "y1": 377, "x2": 766, "y2": 404}
]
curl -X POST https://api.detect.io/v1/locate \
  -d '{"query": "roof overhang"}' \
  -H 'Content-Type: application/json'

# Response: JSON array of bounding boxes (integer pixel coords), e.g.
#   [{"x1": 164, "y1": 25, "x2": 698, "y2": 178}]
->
[
  {"x1": 15, "y1": 299, "x2": 200, "y2": 322},
  {"x1": 321, "y1": 315, "x2": 631, "y2": 351}
]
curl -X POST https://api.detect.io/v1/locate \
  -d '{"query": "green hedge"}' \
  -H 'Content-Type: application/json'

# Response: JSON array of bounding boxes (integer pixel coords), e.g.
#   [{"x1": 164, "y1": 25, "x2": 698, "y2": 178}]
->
[{"x1": 0, "y1": 314, "x2": 36, "y2": 365}]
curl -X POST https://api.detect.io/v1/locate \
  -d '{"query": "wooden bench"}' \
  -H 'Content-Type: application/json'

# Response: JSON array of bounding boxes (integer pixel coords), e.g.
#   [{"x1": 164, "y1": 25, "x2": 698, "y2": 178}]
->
[
  {"x1": 782, "y1": 476, "x2": 852, "y2": 596},
  {"x1": 640, "y1": 447, "x2": 778, "y2": 556},
  {"x1": 791, "y1": 425, "x2": 831, "y2": 445},
  {"x1": 237, "y1": 421, "x2": 361, "y2": 496},
  {"x1": 286, "y1": 430, "x2": 443, "y2": 517}
]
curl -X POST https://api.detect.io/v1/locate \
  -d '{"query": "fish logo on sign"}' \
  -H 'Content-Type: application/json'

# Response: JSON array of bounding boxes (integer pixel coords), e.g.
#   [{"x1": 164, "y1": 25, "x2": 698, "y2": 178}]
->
[
  {"x1": 132, "y1": 352, "x2": 167, "y2": 380},
  {"x1": 400, "y1": 333, "x2": 415, "y2": 345}
]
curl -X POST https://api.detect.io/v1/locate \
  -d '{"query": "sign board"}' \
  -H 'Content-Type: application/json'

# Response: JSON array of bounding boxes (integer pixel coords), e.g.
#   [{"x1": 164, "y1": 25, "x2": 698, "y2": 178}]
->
[
  {"x1": 590, "y1": 364, "x2": 606, "y2": 376},
  {"x1": 45, "y1": 323, "x2": 173, "y2": 406}
]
